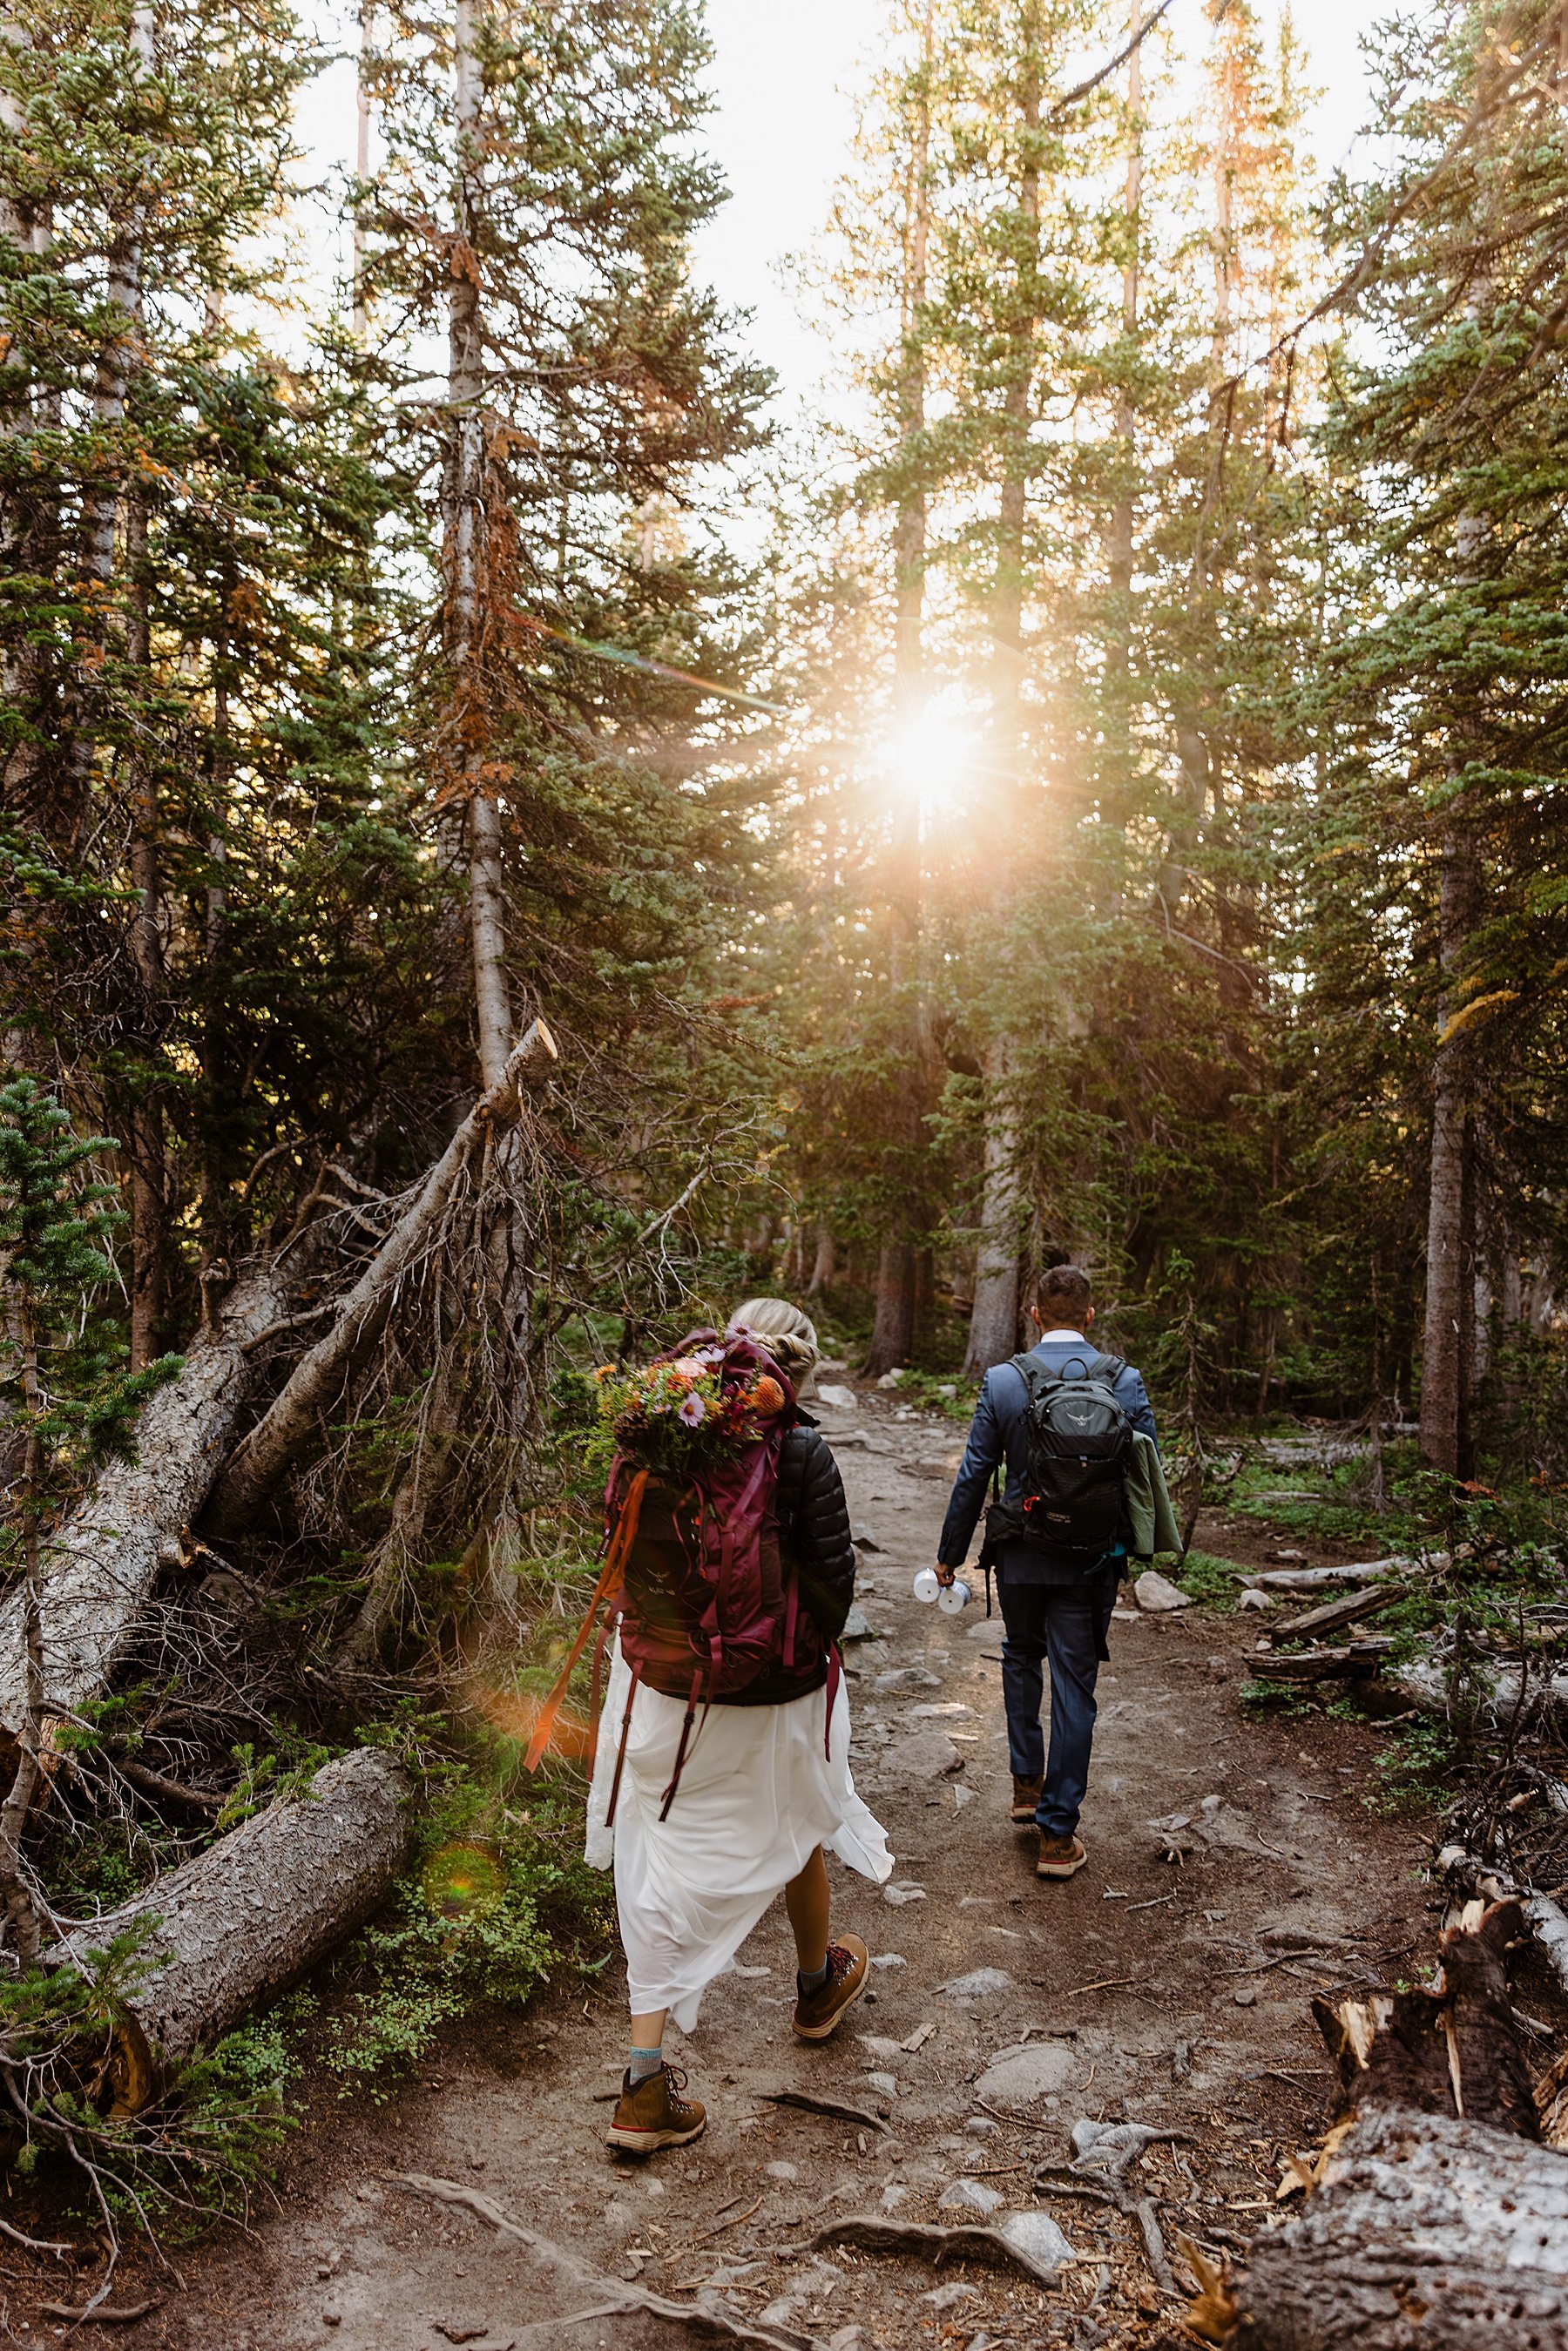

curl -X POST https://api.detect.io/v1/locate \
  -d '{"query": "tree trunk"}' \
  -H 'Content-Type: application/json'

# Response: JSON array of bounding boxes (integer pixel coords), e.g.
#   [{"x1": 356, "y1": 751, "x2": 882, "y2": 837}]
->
[
  {"x1": 963, "y1": 1037, "x2": 1025, "y2": 1375},
  {"x1": 867, "y1": 23, "x2": 934, "y2": 1388},
  {"x1": 807, "y1": 1226, "x2": 835, "y2": 1298},
  {"x1": 206, "y1": 1019, "x2": 557, "y2": 1537},
  {"x1": 1207, "y1": 1900, "x2": 1568, "y2": 2350},
  {"x1": 57, "y1": 1747, "x2": 412, "y2": 2101},
  {"x1": 1105, "y1": 0, "x2": 1141, "y2": 716},
  {"x1": 1225, "y1": 2107, "x2": 1568, "y2": 2348},
  {"x1": 962, "y1": 12, "x2": 1041, "y2": 1380},
  {"x1": 0, "y1": 1254, "x2": 293, "y2": 1740},
  {"x1": 125, "y1": 494, "x2": 166, "y2": 1372},
  {"x1": 447, "y1": 0, "x2": 512, "y2": 1089},
  {"x1": 57, "y1": 1, "x2": 153, "y2": 848},
  {"x1": 1420, "y1": 817, "x2": 1483, "y2": 1476},
  {"x1": 865, "y1": 1242, "x2": 916, "y2": 1378}
]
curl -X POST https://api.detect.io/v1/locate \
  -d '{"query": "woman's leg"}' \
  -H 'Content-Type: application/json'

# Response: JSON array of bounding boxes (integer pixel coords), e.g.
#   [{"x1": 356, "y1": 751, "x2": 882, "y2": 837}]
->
[
  {"x1": 784, "y1": 1845, "x2": 830, "y2": 1976},
  {"x1": 629, "y1": 2006, "x2": 668, "y2": 2080}
]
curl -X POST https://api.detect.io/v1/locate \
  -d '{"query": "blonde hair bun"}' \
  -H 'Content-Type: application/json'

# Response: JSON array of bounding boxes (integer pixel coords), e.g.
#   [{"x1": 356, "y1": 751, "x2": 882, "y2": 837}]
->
[{"x1": 727, "y1": 1297, "x2": 821, "y2": 1392}]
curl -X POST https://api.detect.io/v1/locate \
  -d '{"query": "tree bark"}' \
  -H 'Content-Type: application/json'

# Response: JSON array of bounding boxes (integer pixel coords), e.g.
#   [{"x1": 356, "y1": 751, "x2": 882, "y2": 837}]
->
[
  {"x1": 447, "y1": 0, "x2": 512, "y2": 1089},
  {"x1": 1208, "y1": 1901, "x2": 1568, "y2": 2350},
  {"x1": 866, "y1": 1242, "x2": 916, "y2": 1378},
  {"x1": 125, "y1": 493, "x2": 166, "y2": 1372},
  {"x1": 962, "y1": 10, "x2": 1042, "y2": 1379},
  {"x1": 867, "y1": 17, "x2": 934, "y2": 1387},
  {"x1": 807, "y1": 1226, "x2": 835, "y2": 1298},
  {"x1": 1420, "y1": 818, "x2": 1483, "y2": 1476},
  {"x1": 963, "y1": 1037, "x2": 1025, "y2": 1374},
  {"x1": 57, "y1": 1, "x2": 153, "y2": 849},
  {"x1": 57, "y1": 1747, "x2": 412, "y2": 2100},
  {"x1": 205, "y1": 1019, "x2": 557, "y2": 1538},
  {"x1": 1226, "y1": 2106, "x2": 1568, "y2": 2348},
  {"x1": 0, "y1": 1254, "x2": 293, "y2": 1740}
]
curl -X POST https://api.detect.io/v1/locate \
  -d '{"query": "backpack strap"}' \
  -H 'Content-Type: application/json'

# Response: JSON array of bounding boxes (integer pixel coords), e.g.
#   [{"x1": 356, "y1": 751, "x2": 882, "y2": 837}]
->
[
  {"x1": 524, "y1": 1464, "x2": 649, "y2": 1773},
  {"x1": 1011, "y1": 1347, "x2": 1126, "y2": 1392},
  {"x1": 604, "y1": 1659, "x2": 642, "y2": 1829}
]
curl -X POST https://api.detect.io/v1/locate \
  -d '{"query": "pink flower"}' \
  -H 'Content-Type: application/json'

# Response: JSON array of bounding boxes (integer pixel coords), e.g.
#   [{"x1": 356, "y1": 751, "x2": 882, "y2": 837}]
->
[{"x1": 677, "y1": 1390, "x2": 708, "y2": 1429}]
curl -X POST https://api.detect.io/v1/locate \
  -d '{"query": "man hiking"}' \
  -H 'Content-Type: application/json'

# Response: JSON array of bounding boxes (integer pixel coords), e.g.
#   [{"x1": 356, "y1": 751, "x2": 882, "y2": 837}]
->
[{"x1": 935, "y1": 1264, "x2": 1167, "y2": 1881}]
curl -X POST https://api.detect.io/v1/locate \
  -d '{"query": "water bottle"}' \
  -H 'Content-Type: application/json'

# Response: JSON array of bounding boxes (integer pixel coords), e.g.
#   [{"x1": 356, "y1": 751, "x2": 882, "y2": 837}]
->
[
  {"x1": 911, "y1": 1567, "x2": 941, "y2": 1605},
  {"x1": 936, "y1": 1577, "x2": 971, "y2": 1616}
]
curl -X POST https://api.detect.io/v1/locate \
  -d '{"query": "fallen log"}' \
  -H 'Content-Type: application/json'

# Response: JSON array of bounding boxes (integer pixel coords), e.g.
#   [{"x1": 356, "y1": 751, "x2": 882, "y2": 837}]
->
[
  {"x1": 1437, "y1": 1844, "x2": 1568, "y2": 2001},
  {"x1": 206, "y1": 1019, "x2": 557, "y2": 1538},
  {"x1": 57, "y1": 1746, "x2": 412, "y2": 2104},
  {"x1": 0, "y1": 1256, "x2": 293, "y2": 1740},
  {"x1": 1232, "y1": 1559, "x2": 1420, "y2": 1594},
  {"x1": 1277, "y1": 1587, "x2": 1398, "y2": 1641},
  {"x1": 1249, "y1": 1638, "x2": 1394, "y2": 1682},
  {"x1": 1194, "y1": 1900, "x2": 1568, "y2": 2349}
]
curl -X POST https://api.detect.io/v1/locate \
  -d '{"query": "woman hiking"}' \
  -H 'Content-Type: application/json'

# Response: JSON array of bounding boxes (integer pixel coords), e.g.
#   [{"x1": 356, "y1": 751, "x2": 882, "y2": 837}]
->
[{"x1": 575, "y1": 1298, "x2": 891, "y2": 2155}]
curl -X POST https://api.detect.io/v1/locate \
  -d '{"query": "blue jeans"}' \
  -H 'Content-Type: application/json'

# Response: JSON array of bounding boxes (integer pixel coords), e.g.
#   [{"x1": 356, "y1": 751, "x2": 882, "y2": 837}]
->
[{"x1": 997, "y1": 1574, "x2": 1115, "y2": 1837}]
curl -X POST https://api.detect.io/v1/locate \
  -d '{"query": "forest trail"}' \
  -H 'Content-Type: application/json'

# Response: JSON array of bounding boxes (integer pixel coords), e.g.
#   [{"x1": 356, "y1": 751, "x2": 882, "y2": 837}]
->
[{"x1": 152, "y1": 1395, "x2": 1436, "y2": 2351}]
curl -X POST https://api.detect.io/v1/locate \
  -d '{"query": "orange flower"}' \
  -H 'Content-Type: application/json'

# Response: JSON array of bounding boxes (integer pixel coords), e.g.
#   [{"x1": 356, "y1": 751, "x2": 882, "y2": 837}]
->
[{"x1": 747, "y1": 1375, "x2": 786, "y2": 1418}]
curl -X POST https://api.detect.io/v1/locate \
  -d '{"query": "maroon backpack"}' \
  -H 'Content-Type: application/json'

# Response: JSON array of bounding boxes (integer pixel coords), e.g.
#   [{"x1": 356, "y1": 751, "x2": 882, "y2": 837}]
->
[{"x1": 525, "y1": 1328, "x2": 837, "y2": 1821}]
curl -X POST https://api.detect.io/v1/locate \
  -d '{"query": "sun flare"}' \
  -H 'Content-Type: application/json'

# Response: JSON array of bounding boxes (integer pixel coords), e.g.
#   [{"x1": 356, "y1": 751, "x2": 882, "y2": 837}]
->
[{"x1": 890, "y1": 712, "x2": 978, "y2": 807}]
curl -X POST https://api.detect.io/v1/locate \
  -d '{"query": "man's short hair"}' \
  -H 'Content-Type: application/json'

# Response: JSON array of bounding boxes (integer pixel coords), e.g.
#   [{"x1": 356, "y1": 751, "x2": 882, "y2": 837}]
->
[{"x1": 1036, "y1": 1265, "x2": 1092, "y2": 1323}]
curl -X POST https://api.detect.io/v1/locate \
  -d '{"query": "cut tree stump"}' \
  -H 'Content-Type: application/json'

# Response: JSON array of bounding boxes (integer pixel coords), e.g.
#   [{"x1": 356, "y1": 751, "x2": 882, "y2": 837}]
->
[
  {"x1": 206, "y1": 1019, "x2": 557, "y2": 1538},
  {"x1": 0, "y1": 1256, "x2": 293, "y2": 1740},
  {"x1": 1201, "y1": 1900, "x2": 1568, "y2": 2349},
  {"x1": 57, "y1": 1746, "x2": 412, "y2": 2104}
]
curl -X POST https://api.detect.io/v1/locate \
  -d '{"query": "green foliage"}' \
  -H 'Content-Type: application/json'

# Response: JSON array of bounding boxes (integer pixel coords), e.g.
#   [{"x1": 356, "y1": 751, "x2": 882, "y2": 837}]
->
[
  {"x1": 0, "y1": 1923, "x2": 291, "y2": 2235},
  {"x1": 317, "y1": 1796, "x2": 613, "y2": 2099},
  {"x1": 1173, "y1": 1551, "x2": 1243, "y2": 1611}
]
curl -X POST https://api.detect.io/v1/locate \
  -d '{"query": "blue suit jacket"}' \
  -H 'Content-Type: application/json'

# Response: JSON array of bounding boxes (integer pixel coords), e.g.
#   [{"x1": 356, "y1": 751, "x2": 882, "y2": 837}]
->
[{"x1": 937, "y1": 1336, "x2": 1158, "y2": 1578}]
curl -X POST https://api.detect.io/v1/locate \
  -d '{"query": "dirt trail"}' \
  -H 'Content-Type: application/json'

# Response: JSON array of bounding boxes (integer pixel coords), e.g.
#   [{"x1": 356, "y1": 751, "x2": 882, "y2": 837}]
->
[{"x1": 92, "y1": 1395, "x2": 1436, "y2": 2351}]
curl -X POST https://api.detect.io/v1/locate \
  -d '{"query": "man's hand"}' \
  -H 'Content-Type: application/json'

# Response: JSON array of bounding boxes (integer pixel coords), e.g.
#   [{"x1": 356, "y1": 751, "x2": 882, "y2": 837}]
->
[{"x1": 935, "y1": 1563, "x2": 956, "y2": 1587}]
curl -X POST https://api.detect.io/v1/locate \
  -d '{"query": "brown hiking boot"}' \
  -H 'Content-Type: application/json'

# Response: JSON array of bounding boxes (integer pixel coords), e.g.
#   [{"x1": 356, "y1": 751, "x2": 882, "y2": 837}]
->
[
  {"x1": 1010, "y1": 1773, "x2": 1044, "y2": 1824},
  {"x1": 605, "y1": 2063, "x2": 706, "y2": 2153},
  {"x1": 791, "y1": 1933, "x2": 870, "y2": 2041},
  {"x1": 1036, "y1": 1832, "x2": 1088, "y2": 1880}
]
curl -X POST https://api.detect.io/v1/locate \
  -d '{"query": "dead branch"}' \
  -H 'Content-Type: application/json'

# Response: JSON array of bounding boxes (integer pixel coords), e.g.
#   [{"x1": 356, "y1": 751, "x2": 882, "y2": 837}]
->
[
  {"x1": 206, "y1": 1019, "x2": 558, "y2": 1537},
  {"x1": 759, "y1": 2087, "x2": 890, "y2": 2132}
]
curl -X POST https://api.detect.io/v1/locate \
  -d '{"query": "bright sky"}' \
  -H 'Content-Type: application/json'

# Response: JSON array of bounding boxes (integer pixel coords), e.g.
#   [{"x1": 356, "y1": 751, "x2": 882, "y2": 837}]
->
[
  {"x1": 691, "y1": 0, "x2": 1382, "y2": 412},
  {"x1": 293, "y1": 0, "x2": 1386, "y2": 429}
]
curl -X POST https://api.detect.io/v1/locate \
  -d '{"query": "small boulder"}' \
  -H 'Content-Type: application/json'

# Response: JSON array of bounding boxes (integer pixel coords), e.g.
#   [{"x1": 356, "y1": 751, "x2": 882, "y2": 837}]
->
[
  {"x1": 841, "y1": 1601, "x2": 880, "y2": 1642},
  {"x1": 938, "y1": 2176, "x2": 1004, "y2": 2215},
  {"x1": 817, "y1": 1384, "x2": 858, "y2": 1410},
  {"x1": 938, "y1": 1968, "x2": 1013, "y2": 2003},
  {"x1": 764, "y1": 2159, "x2": 800, "y2": 2182},
  {"x1": 1134, "y1": 1569, "x2": 1192, "y2": 1612},
  {"x1": 975, "y1": 2043, "x2": 1078, "y2": 2105},
  {"x1": 997, "y1": 2209, "x2": 1076, "y2": 2273},
  {"x1": 865, "y1": 2070, "x2": 900, "y2": 2099},
  {"x1": 882, "y1": 1881, "x2": 928, "y2": 1907},
  {"x1": 875, "y1": 1666, "x2": 943, "y2": 1692},
  {"x1": 888, "y1": 1730, "x2": 963, "y2": 1778}
]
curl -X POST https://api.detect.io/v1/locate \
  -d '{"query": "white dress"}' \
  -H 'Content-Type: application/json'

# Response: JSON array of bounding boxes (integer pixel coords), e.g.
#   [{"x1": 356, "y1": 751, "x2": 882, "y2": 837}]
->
[{"x1": 585, "y1": 1632, "x2": 894, "y2": 2031}]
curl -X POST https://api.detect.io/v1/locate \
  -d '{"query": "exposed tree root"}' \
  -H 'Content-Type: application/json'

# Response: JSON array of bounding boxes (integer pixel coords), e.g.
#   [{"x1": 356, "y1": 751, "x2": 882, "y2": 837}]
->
[{"x1": 390, "y1": 2172, "x2": 813, "y2": 2351}]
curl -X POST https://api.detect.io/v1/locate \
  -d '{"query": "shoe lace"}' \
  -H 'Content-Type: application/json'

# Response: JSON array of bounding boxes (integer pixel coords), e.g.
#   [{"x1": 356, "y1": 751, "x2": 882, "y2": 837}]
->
[
  {"x1": 823, "y1": 1942, "x2": 856, "y2": 1984},
  {"x1": 661, "y1": 2064, "x2": 690, "y2": 2095}
]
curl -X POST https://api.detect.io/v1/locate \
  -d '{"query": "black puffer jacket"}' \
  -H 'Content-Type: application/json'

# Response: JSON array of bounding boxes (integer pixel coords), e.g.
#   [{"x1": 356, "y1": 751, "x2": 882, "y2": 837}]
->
[{"x1": 719, "y1": 1417, "x2": 856, "y2": 1706}]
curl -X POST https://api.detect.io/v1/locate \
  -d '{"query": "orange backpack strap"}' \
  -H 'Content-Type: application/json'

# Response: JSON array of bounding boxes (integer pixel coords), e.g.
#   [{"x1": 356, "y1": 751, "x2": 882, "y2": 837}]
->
[{"x1": 524, "y1": 1467, "x2": 649, "y2": 1773}]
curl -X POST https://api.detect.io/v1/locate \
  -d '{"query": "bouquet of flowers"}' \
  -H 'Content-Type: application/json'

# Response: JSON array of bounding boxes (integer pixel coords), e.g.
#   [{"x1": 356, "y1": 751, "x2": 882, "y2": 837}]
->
[{"x1": 593, "y1": 1329, "x2": 788, "y2": 1479}]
